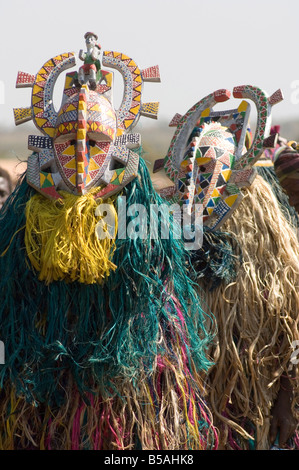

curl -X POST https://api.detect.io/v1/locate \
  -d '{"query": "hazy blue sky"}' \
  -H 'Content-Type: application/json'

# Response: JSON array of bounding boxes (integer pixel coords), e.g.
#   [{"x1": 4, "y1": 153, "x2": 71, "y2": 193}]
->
[{"x1": 1, "y1": 0, "x2": 299, "y2": 131}]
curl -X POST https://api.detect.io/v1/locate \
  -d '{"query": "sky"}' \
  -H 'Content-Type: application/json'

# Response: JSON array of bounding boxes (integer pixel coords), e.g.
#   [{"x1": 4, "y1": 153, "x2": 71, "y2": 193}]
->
[{"x1": 1, "y1": 0, "x2": 299, "y2": 134}]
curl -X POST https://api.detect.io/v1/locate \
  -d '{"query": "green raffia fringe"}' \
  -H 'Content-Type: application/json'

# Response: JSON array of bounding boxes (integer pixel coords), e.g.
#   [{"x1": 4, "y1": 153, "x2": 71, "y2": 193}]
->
[{"x1": 0, "y1": 157, "x2": 215, "y2": 410}]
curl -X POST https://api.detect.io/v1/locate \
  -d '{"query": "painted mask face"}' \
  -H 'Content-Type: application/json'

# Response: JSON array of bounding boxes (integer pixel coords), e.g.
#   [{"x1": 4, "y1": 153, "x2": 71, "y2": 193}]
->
[
  {"x1": 179, "y1": 122, "x2": 237, "y2": 222},
  {"x1": 13, "y1": 34, "x2": 161, "y2": 200},
  {"x1": 155, "y1": 86, "x2": 284, "y2": 230},
  {"x1": 54, "y1": 90, "x2": 117, "y2": 194}
]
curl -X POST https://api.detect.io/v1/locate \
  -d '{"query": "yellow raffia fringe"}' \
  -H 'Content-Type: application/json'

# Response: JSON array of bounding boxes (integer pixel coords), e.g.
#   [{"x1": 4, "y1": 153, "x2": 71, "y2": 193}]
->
[{"x1": 24, "y1": 189, "x2": 118, "y2": 285}]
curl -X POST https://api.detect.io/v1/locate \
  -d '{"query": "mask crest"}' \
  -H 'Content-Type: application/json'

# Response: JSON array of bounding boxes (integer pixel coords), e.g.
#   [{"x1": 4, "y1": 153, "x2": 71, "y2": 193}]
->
[
  {"x1": 14, "y1": 33, "x2": 161, "y2": 200},
  {"x1": 154, "y1": 86, "x2": 283, "y2": 229}
]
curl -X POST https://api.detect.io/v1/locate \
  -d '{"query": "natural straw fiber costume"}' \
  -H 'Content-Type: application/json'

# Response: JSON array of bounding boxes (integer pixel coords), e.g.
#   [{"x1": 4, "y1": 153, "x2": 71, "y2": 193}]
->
[
  {"x1": 200, "y1": 172, "x2": 299, "y2": 449},
  {"x1": 0, "y1": 35, "x2": 217, "y2": 450},
  {"x1": 154, "y1": 87, "x2": 299, "y2": 449}
]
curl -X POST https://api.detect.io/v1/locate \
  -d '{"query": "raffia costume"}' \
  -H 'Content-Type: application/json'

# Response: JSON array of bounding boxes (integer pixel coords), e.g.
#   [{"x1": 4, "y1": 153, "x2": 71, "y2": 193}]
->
[
  {"x1": 154, "y1": 87, "x2": 299, "y2": 449},
  {"x1": 0, "y1": 36, "x2": 217, "y2": 450},
  {"x1": 200, "y1": 171, "x2": 299, "y2": 449}
]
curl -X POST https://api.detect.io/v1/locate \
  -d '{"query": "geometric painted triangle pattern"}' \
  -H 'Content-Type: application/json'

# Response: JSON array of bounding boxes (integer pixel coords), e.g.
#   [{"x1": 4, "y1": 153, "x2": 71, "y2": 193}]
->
[
  {"x1": 156, "y1": 85, "x2": 282, "y2": 230},
  {"x1": 15, "y1": 34, "x2": 161, "y2": 201},
  {"x1": 103, "y1": 51, "x2": 144, "y2": 131},
  {"x1": 32, "y1": 53, "x2": 76, "y2": 138},
  {"x1": 176, "y1": 121, "x2": 238, "y2": 222},
  {"x1": 54, "y1": 141, "x2": 77, "y2": 189}
]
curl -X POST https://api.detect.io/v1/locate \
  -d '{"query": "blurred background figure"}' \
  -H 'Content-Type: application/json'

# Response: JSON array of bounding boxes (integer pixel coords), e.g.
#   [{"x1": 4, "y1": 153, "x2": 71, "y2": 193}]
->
[
  {"x1": 0, "y1": 167, "x2": 13, "y2": 209},
  {"x1": 274, "y1": 141, "x2": 299, "y2": 214}
]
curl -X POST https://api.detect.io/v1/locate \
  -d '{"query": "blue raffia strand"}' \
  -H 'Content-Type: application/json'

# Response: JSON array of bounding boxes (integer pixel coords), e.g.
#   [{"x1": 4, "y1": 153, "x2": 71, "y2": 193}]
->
[{"x1": 189, "y1": 226, "x2": 242, "y2": 290}]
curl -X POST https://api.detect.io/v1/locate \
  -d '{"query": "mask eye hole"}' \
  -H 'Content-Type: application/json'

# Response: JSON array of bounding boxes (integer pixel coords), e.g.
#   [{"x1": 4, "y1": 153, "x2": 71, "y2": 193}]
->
[
  {"x1": 199, "y1": 166, "x2": 206, "y2": 172},
  {"x1": 70, "y1": 140, "x2": 76, "y2": 146},
  {"x1": 89, "y1": 140, "x2": 96, "y2": 147},
  {"x1": 114, "y1": 161, "x2": 125, "y2": 170}
]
